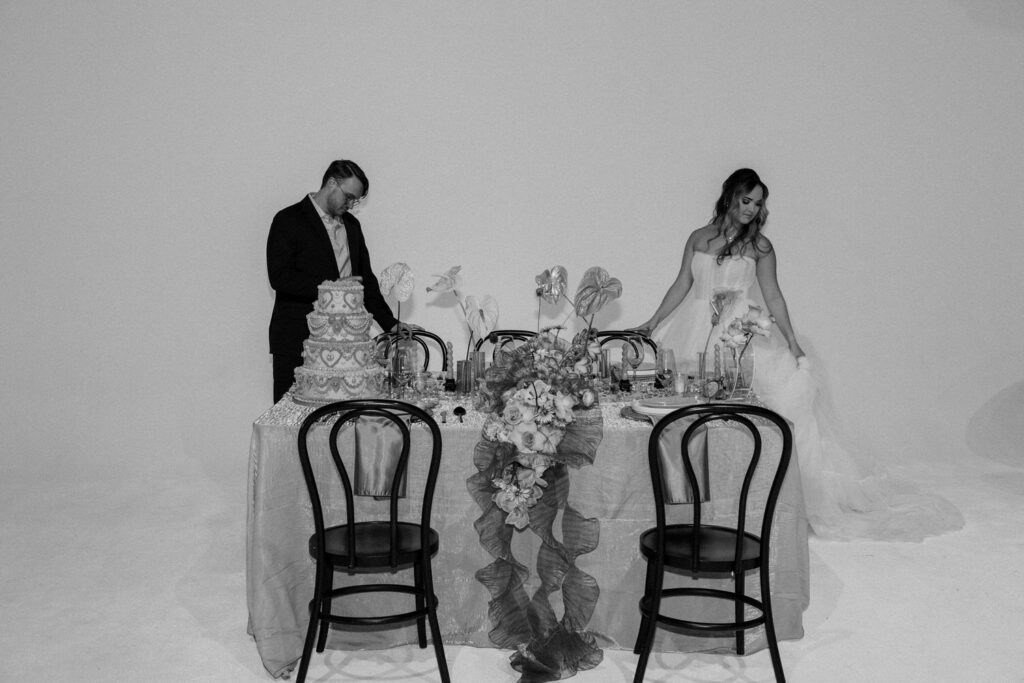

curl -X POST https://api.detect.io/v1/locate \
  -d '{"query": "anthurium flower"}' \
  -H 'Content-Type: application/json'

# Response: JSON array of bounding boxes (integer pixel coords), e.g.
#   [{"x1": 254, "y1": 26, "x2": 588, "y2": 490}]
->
[
  {"x1": 573, "y1": 266, "x2": 622, "y2": 318},
  {"x1": 465, "y1": 294, "x2": 499, "y2": 340},
  {"x1": 379, "y1": 262, "x2": 414, "y2": 302},
  {"x1": 426, "y1": 265, "x2": 463, "y2": 299},
  {"x1": 535, "y1": 266, "x2": 568, "y2": 304}
]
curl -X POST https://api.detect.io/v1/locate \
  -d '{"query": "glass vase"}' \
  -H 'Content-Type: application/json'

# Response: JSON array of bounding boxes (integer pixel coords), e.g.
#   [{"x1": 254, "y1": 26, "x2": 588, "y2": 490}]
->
[{"x1": 724, "y1": 346, "x2": 754, "y2": 400}]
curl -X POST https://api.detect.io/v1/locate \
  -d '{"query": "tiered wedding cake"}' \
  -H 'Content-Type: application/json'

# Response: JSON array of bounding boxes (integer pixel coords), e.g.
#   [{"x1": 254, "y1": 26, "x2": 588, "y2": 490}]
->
[{"x1": 292, "y1": 277, "x2": 384, "y2": 404}]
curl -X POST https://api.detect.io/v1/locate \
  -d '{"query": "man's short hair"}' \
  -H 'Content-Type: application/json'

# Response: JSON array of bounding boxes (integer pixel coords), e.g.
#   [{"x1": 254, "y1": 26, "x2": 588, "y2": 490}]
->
[{"x1": 321, "y1": 160, "x2": 369, "y2": 196}]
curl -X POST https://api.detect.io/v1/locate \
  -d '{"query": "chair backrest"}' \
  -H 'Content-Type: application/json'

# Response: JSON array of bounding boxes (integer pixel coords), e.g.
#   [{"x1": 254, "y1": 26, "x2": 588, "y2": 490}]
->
[
  {"x1": 647, "y1": 403, "x2": 792, "y2": 574},
  {"x1": 473, "y1": 330, "x2": 537, "y2": 364},
  {"x1": 297, "y1": 399, "x2": 443, "y2": 570},
  {"x1": 594, "y1": 330, "x2": 658, "y2": 358},
  {"x1": 375, "y1": 330, "x2": 448, "y2": 372}
]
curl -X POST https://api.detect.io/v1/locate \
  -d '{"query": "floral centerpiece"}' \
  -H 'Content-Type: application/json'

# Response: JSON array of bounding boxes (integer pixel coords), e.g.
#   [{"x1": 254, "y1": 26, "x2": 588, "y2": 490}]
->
[
  {"x1": 706, "y1": 288, "x2": 772, "y2": 399},
  {"x1": 719, "y1": 303, "x2": 771, "y2": 397},
  {"x1": 466, "y1": 267, "x2": 621, "y2": 683},
  {"x1": 475, "y1": 329, "x2": 599, "y2": 528}
]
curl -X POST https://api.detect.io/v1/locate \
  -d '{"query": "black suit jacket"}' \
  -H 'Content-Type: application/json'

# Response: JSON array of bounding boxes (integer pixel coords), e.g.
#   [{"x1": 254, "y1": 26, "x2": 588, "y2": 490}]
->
[{"x1": 267, "y1": 195, "x2": 397, "y2": 356}]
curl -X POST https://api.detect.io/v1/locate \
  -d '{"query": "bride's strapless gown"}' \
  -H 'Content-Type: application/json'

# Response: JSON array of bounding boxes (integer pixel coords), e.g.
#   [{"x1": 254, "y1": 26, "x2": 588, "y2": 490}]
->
[{"x1": 652, "y1": 251, "x2": 964, "y2": 541}]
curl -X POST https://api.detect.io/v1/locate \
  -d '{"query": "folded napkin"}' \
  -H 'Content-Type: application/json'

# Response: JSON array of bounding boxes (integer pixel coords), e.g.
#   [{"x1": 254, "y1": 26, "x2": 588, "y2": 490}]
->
[
  {"x1": 352, "y1": 416, "x2": 408, "y2": 498},
  {"x1": 656, "y1": 419, "x2": 710, "y2": 504}
]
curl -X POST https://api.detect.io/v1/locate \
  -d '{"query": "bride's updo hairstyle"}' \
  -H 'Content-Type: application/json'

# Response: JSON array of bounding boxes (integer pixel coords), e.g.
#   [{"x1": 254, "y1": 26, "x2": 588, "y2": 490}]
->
[{"x1": 712, "y1": 168, "x2": 771, "y2": 263}]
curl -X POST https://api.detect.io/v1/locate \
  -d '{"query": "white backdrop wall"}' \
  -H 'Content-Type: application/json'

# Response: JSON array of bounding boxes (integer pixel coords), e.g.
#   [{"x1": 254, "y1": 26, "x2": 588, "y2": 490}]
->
[{"x1": 2, "y1": 1, "x2": 1022, "y2": 484}]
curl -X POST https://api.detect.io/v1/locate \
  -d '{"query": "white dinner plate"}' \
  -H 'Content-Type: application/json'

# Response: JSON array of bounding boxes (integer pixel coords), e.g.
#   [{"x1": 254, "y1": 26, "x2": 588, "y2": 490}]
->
[{"x1": 630, "y1": 395, "x2": 701, "y2": 417}]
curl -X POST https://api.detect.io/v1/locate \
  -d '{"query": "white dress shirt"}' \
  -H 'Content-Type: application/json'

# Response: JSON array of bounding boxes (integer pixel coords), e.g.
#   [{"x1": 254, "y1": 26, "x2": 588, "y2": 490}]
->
[{"x1": 309, "y1": 193, "x2": 351, "y2": 277}]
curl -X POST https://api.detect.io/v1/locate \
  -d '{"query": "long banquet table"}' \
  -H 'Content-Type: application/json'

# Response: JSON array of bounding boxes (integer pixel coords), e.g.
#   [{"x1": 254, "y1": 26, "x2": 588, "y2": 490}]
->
[{"x1": 246, "y1": 393, "x2": 810, "y2": 678}]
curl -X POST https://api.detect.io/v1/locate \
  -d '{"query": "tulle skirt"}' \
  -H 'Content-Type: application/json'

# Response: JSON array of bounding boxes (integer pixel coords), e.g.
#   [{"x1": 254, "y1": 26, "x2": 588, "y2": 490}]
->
[{"x1": 655, "y1": 306, "x2": 964, "y2": 542}]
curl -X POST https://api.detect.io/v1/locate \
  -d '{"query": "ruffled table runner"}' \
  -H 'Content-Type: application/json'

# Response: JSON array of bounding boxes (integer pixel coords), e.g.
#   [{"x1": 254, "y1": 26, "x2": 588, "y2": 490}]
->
[{"x1": 468, "y1": 403, "x2": 604, "y2": 682}]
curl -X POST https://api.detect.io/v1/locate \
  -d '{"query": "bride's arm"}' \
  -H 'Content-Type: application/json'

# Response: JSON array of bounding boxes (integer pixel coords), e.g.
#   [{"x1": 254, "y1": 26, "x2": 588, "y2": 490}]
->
[
  {"x1": 631, "y1": 232, "x2": 697, "y2": 333},
  {"x1": 755, "y1": 244, "x2": 806, "y2": 359}
]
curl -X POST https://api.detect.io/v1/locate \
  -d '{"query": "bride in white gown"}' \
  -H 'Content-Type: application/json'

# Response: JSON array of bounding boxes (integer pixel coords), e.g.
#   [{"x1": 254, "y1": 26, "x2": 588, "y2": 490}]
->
[{"x1": 633, "y1": 169, "x2": 963, "y2": 541}]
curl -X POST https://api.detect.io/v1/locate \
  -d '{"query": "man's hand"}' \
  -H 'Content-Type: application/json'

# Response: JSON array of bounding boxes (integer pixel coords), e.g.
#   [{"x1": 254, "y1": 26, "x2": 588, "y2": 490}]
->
[{"x1": 389, "y1": 322, "x2": 423, "y2": 337}]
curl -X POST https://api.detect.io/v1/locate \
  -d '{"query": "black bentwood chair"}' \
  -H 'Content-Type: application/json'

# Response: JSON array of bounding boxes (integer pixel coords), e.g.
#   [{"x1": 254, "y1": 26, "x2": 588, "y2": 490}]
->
[
  {"x1": 473, "y1": 329, "x2": 538, "y2": 365},
  {"x1": 294, "y1": 399, "x2": 449, "y2": 683},
  {"x1": 594, "y1": 330, "x2": 658, "y2": 358},
  {"x1": 374, "y1": 329, "x2": 448, "y2": 373},
  {"x1": 472, "y1": 329, "x2": 537, "y2": 353},
  {"x1": 633, "y1": 403, "x2": 792, "y2": 683}
]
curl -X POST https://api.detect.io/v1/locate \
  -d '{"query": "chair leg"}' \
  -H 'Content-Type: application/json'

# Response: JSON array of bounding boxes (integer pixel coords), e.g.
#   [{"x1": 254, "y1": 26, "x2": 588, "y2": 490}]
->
[
  {"x1": 633, "y1": 559, "x2": 657, "y2": 654},
  {"x1": 414, "y1": 562, "x2": 428, "y2": 648},
  {"x1": 423, "y1": 559, "x2": 451, "y2": 683},
  {"x1": 316, "y1": 568, "x2": 334, "y2": 653},
  {"x1": 633, "y1": 559, "x2": 665, "y2": 683},
  {"x1": 760, "y1": 565, "x2": 786, "y2": 683},
  {"x1": 734, "y1": 570, "x2": 746, "y2": 655},
  {"x1": 296, "y1": 563, "x2": 326, "y2": 683}
]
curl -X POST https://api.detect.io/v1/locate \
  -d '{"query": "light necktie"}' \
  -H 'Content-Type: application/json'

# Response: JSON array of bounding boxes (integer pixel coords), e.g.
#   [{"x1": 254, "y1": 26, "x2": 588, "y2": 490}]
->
[{"x1": 327, "y1": 217, "x2": 351, "y2": 277}]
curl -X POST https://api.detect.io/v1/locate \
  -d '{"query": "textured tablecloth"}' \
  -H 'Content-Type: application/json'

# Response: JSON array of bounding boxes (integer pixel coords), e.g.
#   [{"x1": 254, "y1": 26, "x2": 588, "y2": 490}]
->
[{"x1": 246, "y1": 395, "x2": 809, "y2": 678}]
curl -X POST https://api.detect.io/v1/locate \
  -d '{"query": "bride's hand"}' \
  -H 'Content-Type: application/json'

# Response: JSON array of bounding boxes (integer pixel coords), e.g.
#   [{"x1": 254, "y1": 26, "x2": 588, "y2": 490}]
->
[{"x1": 627, "y1": 322, "x2": 654, "y2": 335}]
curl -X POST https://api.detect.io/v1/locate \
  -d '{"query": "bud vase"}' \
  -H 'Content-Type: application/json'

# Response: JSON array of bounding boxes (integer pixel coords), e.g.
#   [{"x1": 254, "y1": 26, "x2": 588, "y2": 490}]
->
[{"x1": 724, "y1": 346, "x2": 754, "y2": 400}]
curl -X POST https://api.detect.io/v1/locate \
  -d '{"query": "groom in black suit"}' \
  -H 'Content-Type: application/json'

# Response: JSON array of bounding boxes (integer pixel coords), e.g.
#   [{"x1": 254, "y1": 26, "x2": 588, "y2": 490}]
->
[{"x1": 267, "y1": 159, "x2": 400, "y2": 403}]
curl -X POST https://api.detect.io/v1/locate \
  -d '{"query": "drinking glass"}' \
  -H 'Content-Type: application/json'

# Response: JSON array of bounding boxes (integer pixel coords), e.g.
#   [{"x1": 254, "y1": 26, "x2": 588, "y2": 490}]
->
[
  {"x1": 392, "y1": 339, "x2": 420, "y2": 396},
  {"x1": 655, "y1": 349, "x2": 677, "y2": 393},
  {"x1": 622, "y1": 341, "x2": 645, "y2": 387}
]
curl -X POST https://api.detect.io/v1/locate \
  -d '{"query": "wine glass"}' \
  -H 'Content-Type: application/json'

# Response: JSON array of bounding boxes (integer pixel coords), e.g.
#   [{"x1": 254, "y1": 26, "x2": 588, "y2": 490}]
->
[
  {"x1": 392, "y1": 338, "x2": 421, "y2": 397},
  {"x1": 655, "y1": 349, "x2": 676, "y2": 394},
  {"x1": 622, "y1": 341, "x2": 645, "y2": 391}
]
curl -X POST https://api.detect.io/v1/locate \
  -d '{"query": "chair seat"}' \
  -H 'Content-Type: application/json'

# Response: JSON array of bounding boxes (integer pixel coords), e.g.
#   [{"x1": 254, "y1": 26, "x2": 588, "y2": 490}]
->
[
  {"x1": 640, "y1": 524, "x2": 762, "y2": 573},
  {"x1": 310, "y1": 521, "x2": 439, "y2": 568}
]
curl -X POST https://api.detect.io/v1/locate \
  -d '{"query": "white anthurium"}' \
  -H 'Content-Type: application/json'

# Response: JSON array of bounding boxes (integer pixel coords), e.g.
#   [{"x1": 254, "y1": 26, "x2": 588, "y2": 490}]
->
[
  {"x1": 425, "y1": 265, "x2": 463, "y2": 300},
  {"x1": 465, "y1": 295, "x2": 499, "y2": 340},
  {"x1": 379, "y1": 262, "x2": 415, "y2": 302}
]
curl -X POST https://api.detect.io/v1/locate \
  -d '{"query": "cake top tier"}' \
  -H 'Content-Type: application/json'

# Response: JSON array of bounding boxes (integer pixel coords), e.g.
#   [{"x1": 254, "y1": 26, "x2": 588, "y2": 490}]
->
[
  {"x1": 315, "y1": 277, "x2": 365, "y2": 315},
  {"x1": 319, "y1": 276, "x2": 363, "y2": 293}
]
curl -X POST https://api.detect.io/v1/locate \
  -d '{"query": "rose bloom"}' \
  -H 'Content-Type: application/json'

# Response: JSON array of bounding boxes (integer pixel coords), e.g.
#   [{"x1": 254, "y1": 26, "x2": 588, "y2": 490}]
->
[
  {"x1": 553, "y1": 391, "x2": 576, "y2": 422},
  {"x1": 510, "y1": 422, "x2": 541, "y2": 452},
  {"x1": 482, "y1": 417, "x2": 511, "y2": 442},
  {"x1": 502, "y1": 400, "x2": 525, "y2": 425},
  {"x1": 579, "y1": 387, "x2": 597, "y2": 408}
]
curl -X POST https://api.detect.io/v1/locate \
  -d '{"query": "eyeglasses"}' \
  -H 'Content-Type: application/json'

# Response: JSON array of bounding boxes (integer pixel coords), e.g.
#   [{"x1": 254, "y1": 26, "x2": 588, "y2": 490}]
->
[{"x1": 333, "y1": 178, "x2": 366, "y2": 211}]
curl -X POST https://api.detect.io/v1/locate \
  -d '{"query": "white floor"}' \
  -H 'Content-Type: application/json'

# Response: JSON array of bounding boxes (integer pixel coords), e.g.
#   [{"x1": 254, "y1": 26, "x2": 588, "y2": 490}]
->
[{"x1": 3, "y1": 447, "x2": 1023, "y2": 683}]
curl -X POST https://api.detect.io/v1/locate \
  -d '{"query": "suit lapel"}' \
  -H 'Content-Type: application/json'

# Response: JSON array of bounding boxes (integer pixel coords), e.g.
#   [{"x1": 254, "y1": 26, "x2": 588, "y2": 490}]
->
[{"x1": 300, "y1": 196, "x2": 340, "y2": 277}]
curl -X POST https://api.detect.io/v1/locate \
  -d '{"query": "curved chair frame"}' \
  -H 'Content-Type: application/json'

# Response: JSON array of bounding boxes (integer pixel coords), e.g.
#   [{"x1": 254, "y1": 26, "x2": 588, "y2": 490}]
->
[
  {"x1": 633, "y1": 403, "x2": 792, "y2": 683},
  {"x1": 375, "y1": 329, "x2": 448, "y2": 372},
  {"x1": 472, "y1": 330, "x2": 538, "y2": 366},
  {"x1": 295, "y1": 399, "x2": 450, "y2": 683},
  {"x1": 594, "y1": 330, "x2": 658, "y2": 359},
  {"x1": 472, "y1": 329, "x2": 537, "y2": 352}
]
